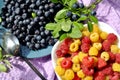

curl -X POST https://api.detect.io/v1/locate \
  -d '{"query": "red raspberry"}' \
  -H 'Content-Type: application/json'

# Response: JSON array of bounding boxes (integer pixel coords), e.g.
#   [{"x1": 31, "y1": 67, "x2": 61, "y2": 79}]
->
[
  {"x1": 101, "y1": 66, "x2": 113, "y2": 75},
  {"x1": 115, "y1": 54, "x2": 120, "y2": 63},
  {"x1": 63, "y1": 38, "x2": 73, "y2": 46},
  {"x1": 102, "y1": 40, "x2": 111, "y2": 51},
  {"x1": 98, "y1": 58, "x2": 107, "y2": 69},
  {"x1": 61, "y1": 58, "x2": 72, "y2": 69},
  {"x1": 82, "y1": 56, "x2": 94, "y2": 68},
  {"x1": 107, "y1": 33, "x2": 117, "y2": 44},
  {"x1": 73, "y1": 73, "x2": 81, "y2": 80},
  {"x1": 81, "y1": 65, "x2": 94, "y2": 76},
  {"x1": 110, "y1": 72, "x2": 119, "y2": 80},
  {"x1": 59, "y1": 43, "x2": 69, "y2": 55},
  {"x1": 81, "y1": 43, "x2": 90, "y2": 53},
  {"x1": 108, "y1": 52, "x2": 115, "y2": 62},
  {"x1": 71, "y1": 52, "x2": 79, "y2": 57},
  {"x1": 94, "y1": 72, "x2": 105, "y2": 80},
  {"x1": 56, "y1": 49, "x2": 64, "y2": 58},
  {"x1": 81, "y1": 36, "x2": 91, "y2": 44}
]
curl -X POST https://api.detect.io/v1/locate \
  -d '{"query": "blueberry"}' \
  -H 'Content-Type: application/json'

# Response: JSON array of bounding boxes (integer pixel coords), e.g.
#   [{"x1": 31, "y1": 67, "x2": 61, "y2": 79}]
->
[
  {"x1": 36, "y1": 0, "x2": 40, "y2": 6},
  {"x1": 44, "y1": 30, "x2": 50, "y2": 36},
  {"x1": 22, "y1": 13, "x2": 27, "y2": 19},
  {"x1": 49, "y1": 3, "x2": 55, "y2": 8},
  {"x1": 78, "y1": 3, "x2": 84, "y2": 8},
  {"x1": 15, "y1": 8, "x2": 20, "y2": 14},
  {"x1": 66, "y1": 11, "x2": 72, "y2": 17},
  {"x1": 28, "y1": 43, "x2": 34, "y2": 49},
  {"x1": 39, "y1": 6, "x2": 44, "y2": 10},
  {"x1": 37, "y1": 11, "x2": 42, "y2": 16},
  {"x1": 44, "y1": 4, "x2": 49, "y2": 10},
  {"x1": 91, "y1": 11, "x2": 96, "y2": 16},
  {"x1": 36, "y1": 35, "x2": 42, "y2": 41},
  {"x1": 35, "y1": 43, "x2": 40, "y2": 49},
  {"x1": 26, "y1": 42, "x2": 30, "y2": 46},
  {"x1": 40, "y1": 32, "x2": 45, "y2": 37},
  {"x1": 48, "y1": 39, "x2": 55, "y2": 46},
  {"x1": 25, "y1": 36, "x2": 31, "y2": 41},
  {"x1": 34, "y1": 30, "x2": 40, "y2": 35},
  {"x1": 49, "y1": 9, "x2": 54, "y2": 13},
  {"x1": 72, "y1": 3, "x2": 79, "y2": 9},
  {"x1": 72, "y1": 14, "x2": 79, "y2": 21}
]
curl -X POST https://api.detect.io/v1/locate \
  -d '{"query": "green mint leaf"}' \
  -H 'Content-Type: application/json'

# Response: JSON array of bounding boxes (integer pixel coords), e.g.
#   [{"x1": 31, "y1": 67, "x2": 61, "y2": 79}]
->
[
  {"x1": 89, "y1": 15, "x2": 98, "y2": 23},
  {"x1": 0, "y1": 17, "x2": 2, "y2": 23},
  {"x1": 55, "y1": 9, "x2": 68, "y2": 22},
  {"x1": 88, "y1": 21, "x2": 93, "y2": 32},
  {"x1": 69, "y1": 0, "x2": 77, "y2": 7},
  {"x1": 68, "y1": 26, "x2": 82, "y2": 38},
  {"x1": 62, "y1": 0, "x2": 69, "y2": 5},
  {"x1": 73, "y1": 22, "x2": 84, "y2": 31},
  {"x1": 0, "y1": 64, "x2": 7, "y2": 72},
  {"x1": 52, "y1": 24, "x2": 61, "y2": 38},
  {"x1": 78, "y1": 15, "x2": 87, "y2": 21},
  {"x1": 31, "y1": 12, "x2": 36, "y2": 18},
  {"x1": 61, "y1": 20, "x2": 72, "y2": 32},
  {"x1": 0, "y1": 51, "x2": 3, "y2": 60},
  {"x1": 45, "y1": 23, "x2": 57, "y2": 30},
  {"x1": 59, "y1": 33, "x2": 67, "y2": 41},
  {"x1": 51, "y1": 0, "x2": 58, "y2": 3}
]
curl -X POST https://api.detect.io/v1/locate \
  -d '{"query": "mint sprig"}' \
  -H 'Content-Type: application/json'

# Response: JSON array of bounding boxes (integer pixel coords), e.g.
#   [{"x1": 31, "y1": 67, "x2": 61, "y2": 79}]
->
[{"x1": 45, "y1": 0, "x2": 102, "y2": 40}]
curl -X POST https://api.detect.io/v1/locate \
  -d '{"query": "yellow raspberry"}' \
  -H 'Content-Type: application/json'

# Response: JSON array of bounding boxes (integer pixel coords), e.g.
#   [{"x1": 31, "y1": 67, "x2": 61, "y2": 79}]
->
[
  {"x1": 100, "y1": 31, "x2": 108, "y2": 40},
  {"x1": 101, "y1": 52, "x2": 110, "y2": 61},
  {"x1": 72, "y1": 55, "x2": 80, "y2": 64},
  {"x1": 55, "y1": 66, "x2": 65, "y2": 76},
  {"x1": 74, "y1": 39, "x2": 81, "y2": 45},
  {"x1": 118, "y1": 49, "x2": 120, "y2": 53},
  {"x1": 56, "y1": 58, "x2": 64, "y2": 66},
  {"x1": 84, "y1": 76, "x2": 93, "y2": 80},
  {"x1": 111, "y1": 45, "x2": 119, "y2": 53},
  {"x1": 92, "y1": 24, "x2": 101, "y2": 33},
  {"x1": 77, "y1": 70, "x2": 85, "y2": 78},
  {"x1": 64, "y1": 69, "x2": 74, "y2": 80},
  {"x1": 82, "y1": 30, "x2": 90, "y2": 37},
  {"x1": 90, "y1": 32, "x2": 99, "y2": 42},
  {"x1": 78, "y1": 52, "x2": 88, "y2": 62},
  {"x1": 112, "y1": 63, "x2": 120, "y2": 72},
  {"x1": 72, "y1": 63, "x2": 81, "y2": 72},
  {"x1": 70, "y1": 42, "x2": 79, "y2": 52},
  {"x1": 105, "y1": 76, "x2": 109, "y2": 80},
  {"x1": 93, "y1": 42, "x2": 102, "y2": 50},
  {"x1": 89, "y1": 47, "x2": 98, "y2": 56}
]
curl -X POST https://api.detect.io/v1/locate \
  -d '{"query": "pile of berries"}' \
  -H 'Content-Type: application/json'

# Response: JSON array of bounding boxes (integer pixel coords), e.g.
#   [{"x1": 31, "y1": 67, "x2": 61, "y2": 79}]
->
[
  {"x1": 55, "y1": 24, "x2": 120, "y2": 80},
  {"x1": 0, "y1": 0, "x2": 63, "y2": 50}
]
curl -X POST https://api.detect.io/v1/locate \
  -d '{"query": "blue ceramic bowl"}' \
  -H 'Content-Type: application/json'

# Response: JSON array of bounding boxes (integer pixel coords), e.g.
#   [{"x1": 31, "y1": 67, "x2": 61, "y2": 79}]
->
[{"x1": 0, "y1": 0, "x2": 53, "y2": 58}]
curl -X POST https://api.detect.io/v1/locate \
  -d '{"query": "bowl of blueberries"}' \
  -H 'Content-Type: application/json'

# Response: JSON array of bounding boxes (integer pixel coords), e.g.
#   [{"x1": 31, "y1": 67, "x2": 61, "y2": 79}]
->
[{"x1": 0, "y1": 0, "x2": 63, "y2": 58}]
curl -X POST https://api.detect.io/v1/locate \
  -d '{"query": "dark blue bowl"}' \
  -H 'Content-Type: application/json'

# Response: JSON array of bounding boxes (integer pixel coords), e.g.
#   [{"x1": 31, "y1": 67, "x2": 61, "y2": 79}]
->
[{"x1": 0, "y1": 0, "x2": 53, "y2": 58}]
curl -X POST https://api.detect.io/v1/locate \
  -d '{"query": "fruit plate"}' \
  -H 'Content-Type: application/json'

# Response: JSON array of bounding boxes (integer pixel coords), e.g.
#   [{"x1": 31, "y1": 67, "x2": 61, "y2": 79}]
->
[
  {"x1": 0, "y1": 1, "x2": 53, "y2": 58},
  {"x1": 51, "y1": 22, "x2": 120, "y2": 80}
]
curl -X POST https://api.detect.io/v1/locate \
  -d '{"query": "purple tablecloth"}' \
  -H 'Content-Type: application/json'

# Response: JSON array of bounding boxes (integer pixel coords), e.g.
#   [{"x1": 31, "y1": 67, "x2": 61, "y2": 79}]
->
[{"x1": 0, "y1": 0, "x2": 120, "y2": 80}]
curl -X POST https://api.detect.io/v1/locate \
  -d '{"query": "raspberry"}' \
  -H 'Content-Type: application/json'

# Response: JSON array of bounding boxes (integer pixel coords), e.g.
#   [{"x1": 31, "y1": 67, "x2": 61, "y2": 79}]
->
[
  {"x1": 98, "y1": 58, "x2": 107, "y2": 69},
  {"x1": 61, "y1": 58, "x2": 73, "y2": 69},
  {"x1": 94, "y1": 72, "x2": 105, "y2": 80},
  {"x1": 115, "y1": 54, "x2": 120, "y2": 63},
  {"x1": 73, "y1": 73, "x2": 81, "y2": 80},
  {"x1": 110, "y1": 73, "x2": 119, "y2": 80},
  {"x1": 64, "y1": 69, "x2": 75, "y2": 80},
  {"x1": 59, "y1": 43, "x2": 69, "y2": 54},
  {"x1": 101, "y1": 66, "x2": 113, "y2": 75},
  {"x1": 64, "y1": 38, "x2": 73, "y2": 46},
  {"x1": 108, "y1": 52, "x2": 115, "y2": 62},
  {"x1": 102, "y1": 40, "x2": 111, "y2": 51},
  {"x1": 56, "y1": 49, "x2": 64, "y2": 58},
  {"x1": 89, "y1": 47, "x2": 99, "y2": 56},
  {"x1": 107, "y1": 33, "x2": 117, "y2": 44},
  {"x1": 81, "y1": 43, "x2": 90, "y2": 53},
  {"x1": 81, "y1": 36, "x2": 91, "y2": 44},
  {"x1": 82, "y1": 56, "x2": 94, "y2": 68},
  {"x1": 81, "y1": 65, "x2": 94, "y2": 76},
  {"x1": 55, "y1": 65, "x2": 65, "y2": 76},
  {"x1": 77, "y1": 70, "x2": 85, "y2": 78},
  {"x1": 72, "y1": 63, "x2": 81, "y2": 72},
  {"x1": 112, "y1": 63, "x2": 120, "y2": 72}
]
